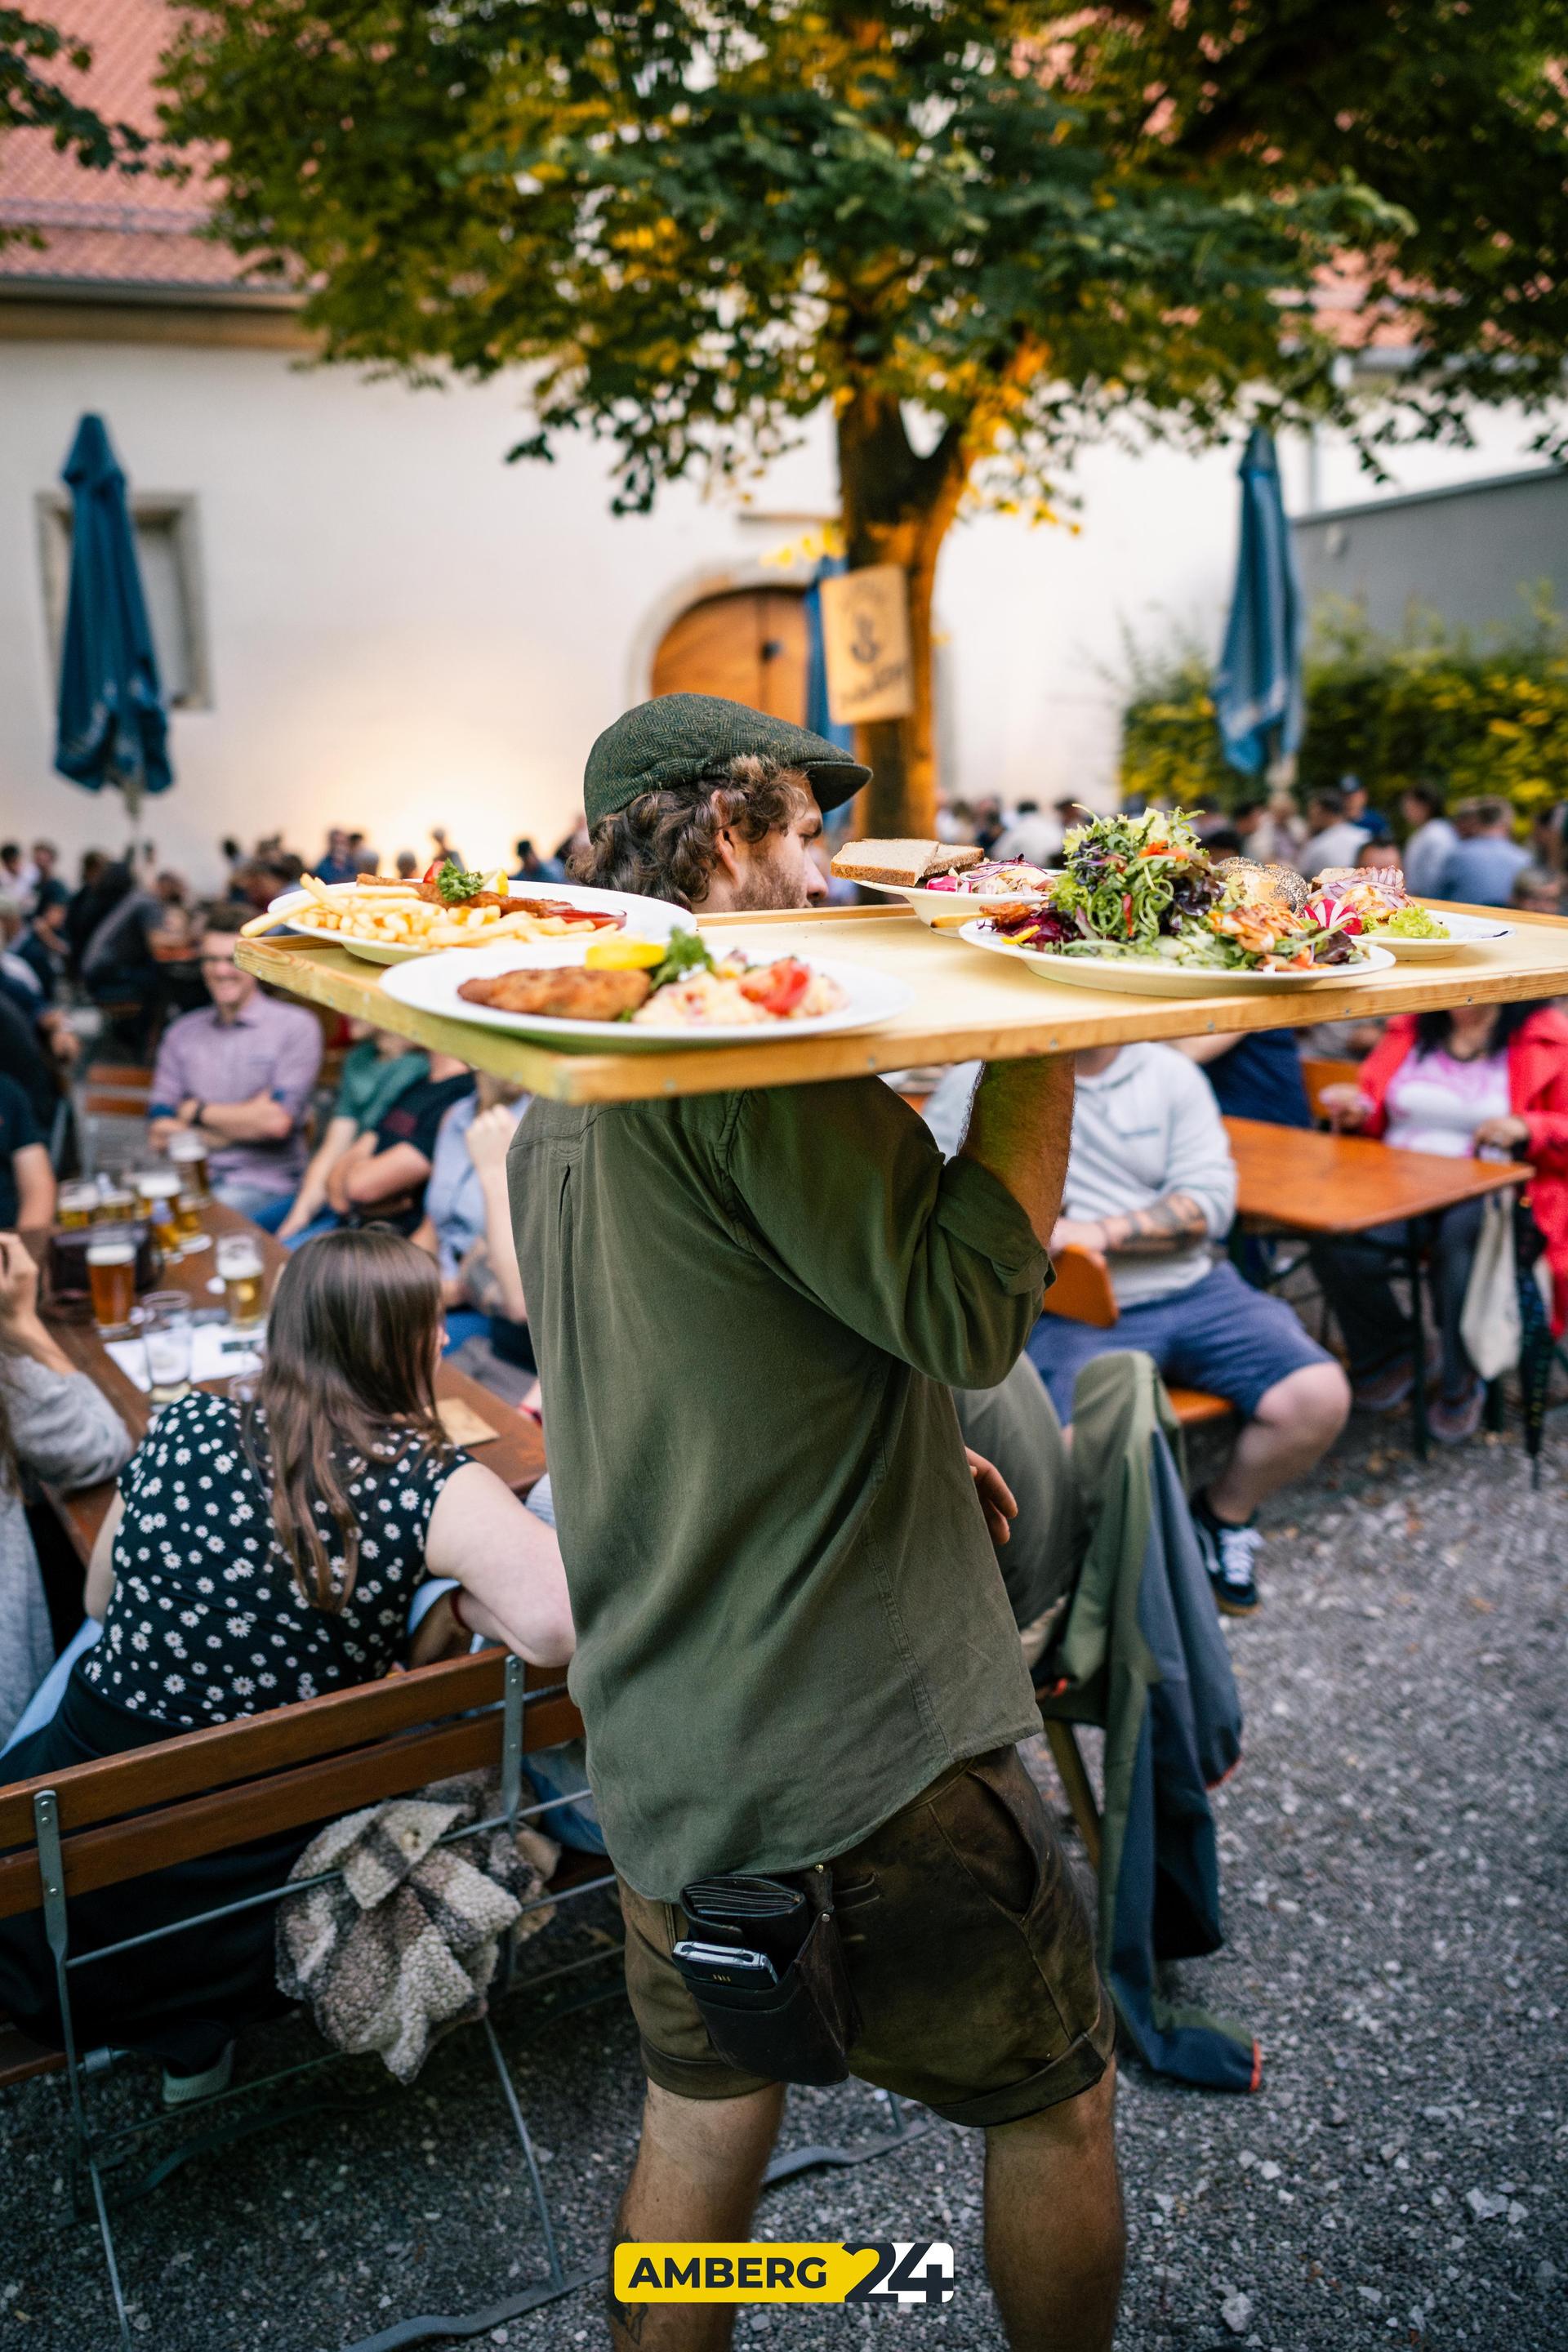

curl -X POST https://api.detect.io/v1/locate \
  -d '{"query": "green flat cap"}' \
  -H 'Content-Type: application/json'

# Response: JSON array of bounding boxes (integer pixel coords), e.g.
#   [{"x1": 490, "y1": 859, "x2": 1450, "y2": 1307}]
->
[{"x1": 584, "y1": 693, "x2": 870, "y2": 828}]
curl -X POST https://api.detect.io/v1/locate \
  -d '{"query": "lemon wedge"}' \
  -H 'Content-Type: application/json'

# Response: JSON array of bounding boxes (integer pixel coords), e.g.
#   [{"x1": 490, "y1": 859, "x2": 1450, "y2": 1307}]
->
[{"x1": 585, "y1": 935, "x2": 665, "y2": 971}]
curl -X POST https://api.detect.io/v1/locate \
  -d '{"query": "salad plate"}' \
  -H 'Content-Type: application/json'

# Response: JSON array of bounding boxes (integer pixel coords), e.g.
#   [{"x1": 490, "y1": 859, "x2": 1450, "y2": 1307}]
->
[
  {"x1": 959, "y1": 922, "x2": 1396, "y2": 996},
  {"x1": 1354, "y1": 909, "x2": 1512, "y2": 962},
  {"x1": 854, "y1": 870, "x2": 1060, "y2": 929},
  {"x1": 381, "y1": 930, "x2": 911, "y2": 1050}
]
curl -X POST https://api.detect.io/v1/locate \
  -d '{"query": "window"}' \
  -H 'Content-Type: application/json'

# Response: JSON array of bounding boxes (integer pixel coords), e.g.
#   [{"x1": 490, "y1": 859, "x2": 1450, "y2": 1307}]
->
[{"x1": 36, "y1": 492, "x2": 212, "y2": 710}]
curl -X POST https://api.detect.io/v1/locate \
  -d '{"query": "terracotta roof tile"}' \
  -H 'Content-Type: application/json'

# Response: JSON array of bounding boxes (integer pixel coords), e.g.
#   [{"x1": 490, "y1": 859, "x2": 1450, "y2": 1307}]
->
[{"x1": 0, "y1": 0, "x2": 262, "y2": 292}]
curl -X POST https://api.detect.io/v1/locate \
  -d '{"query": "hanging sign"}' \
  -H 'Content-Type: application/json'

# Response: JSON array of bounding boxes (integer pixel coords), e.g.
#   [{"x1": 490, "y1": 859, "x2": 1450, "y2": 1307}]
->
[{"x1": 819, "y1": 564, "x2": 914, "y2": 724}]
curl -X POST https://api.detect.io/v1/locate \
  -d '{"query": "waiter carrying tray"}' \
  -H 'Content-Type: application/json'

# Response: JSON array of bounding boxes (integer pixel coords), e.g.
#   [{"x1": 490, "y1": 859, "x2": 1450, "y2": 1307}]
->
[{"x1": 510, "y1": 696, "x2": 1122, "y2": 2352}]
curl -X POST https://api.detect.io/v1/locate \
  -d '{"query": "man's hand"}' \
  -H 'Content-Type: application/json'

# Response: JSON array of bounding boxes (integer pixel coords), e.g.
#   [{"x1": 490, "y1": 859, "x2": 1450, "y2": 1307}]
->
[
  {"x1": 148, "y1": 1114, "x2": 184, "y2": 1152},
  {"x1": 1050, "y1": 1216, "x2": 1107, "y2": 1262},
  {"x1": 965, "y1": 1446, "x2": 1017, "y2": 1547}
]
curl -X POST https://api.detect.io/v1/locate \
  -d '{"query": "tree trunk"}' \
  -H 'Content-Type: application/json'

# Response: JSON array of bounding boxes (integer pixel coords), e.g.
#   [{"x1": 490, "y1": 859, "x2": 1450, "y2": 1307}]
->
[{"x1": 835, "y1": 394, "x2": 969, "y2": 840}]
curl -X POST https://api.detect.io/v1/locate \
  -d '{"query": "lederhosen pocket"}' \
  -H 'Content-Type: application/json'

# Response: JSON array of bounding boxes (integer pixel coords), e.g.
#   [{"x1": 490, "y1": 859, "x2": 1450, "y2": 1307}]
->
[{"x1": 673, "y1": 1869, "x2": 862, "y2": 2087}]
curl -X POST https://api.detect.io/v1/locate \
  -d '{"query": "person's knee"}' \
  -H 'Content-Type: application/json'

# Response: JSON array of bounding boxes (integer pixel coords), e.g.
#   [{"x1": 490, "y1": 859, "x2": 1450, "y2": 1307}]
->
[
  {"x1": 1255, "y1": 1361, "x2": 1350, "y2": 1448},
  {"x1": 989, "y1": 2056, "x2": 1119, "y2": 2167},
  {"x1": 640, "y1": 2080, "x2": 785, "y2": 2190}
]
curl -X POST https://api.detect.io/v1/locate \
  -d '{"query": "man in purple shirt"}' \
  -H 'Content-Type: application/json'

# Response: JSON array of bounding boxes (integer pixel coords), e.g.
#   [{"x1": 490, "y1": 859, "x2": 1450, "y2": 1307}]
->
[{"x1": 149, "y1": 906, "x2": 323, "y2": 1227}]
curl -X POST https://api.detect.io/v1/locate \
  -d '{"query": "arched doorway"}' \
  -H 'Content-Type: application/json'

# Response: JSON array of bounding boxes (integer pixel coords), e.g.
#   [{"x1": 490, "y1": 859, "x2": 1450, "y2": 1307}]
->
[{"x1": 650, "y1": 586, "x2": 809, "y2": 721}]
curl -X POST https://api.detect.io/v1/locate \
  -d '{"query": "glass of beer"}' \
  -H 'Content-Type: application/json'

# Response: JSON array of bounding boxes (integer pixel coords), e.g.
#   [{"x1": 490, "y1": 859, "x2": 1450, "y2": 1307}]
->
[
  {"x1": 141, "y1": 1292, "x2": 194, "y2": 1405},
  {"x1": 217, "y1": 1233, "x2": 266, "y2": 1330},
  {"x1": 168, "y1": 1129, "x2": 210, "y2": 1202},
  {"x1": 173, "y1": 1187, "x2": 206, "y2": 1250},
  {"x1": 135, "y1": 1168, "x2": 182, "y2": 1261},
  {"x1": 57, "y1": 1181, "x2": 99, "y2": 1231},
  {"x1": 96, "y1": 1183, "x2": 136, "y2": 1224},
  {"x1": 87, "y1": 1233, "x2": 138, "y2": 1334}
]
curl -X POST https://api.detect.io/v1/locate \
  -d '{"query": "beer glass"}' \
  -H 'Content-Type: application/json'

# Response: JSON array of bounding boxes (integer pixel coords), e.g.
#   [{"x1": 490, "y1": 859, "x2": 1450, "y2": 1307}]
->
[
  {"x1": 141, "y1": 1292, "x2": 194, "y2": 1405},
  {"x1": 173, "y1": 1187, "x2": 206, "y2": 1250},
  {"x1": 87, "y1": 1234, "x2": 137, "y2": 1334},
  {"x1": 135, "y1": 1169, "x2": 182, "y2": 1260},
  {"x1": 217, "y1": 1233, "x2": 265, "y2": 1330},
  {"x1": 168, "y1": 1129, "x2": 210, "y2": 1201},
  {"x1": 95, "y1": 1183, "x2": 136, "y2": 1224},
  {"x1": 56, "y1": 1181, "x2": 98, "y2": 1231}
]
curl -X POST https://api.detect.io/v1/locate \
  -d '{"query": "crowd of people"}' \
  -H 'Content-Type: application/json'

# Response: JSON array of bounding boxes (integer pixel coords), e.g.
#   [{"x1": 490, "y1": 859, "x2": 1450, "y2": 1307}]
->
[{"x1": 2, "y1": 742, "x2": 1566, "y2": 2348}]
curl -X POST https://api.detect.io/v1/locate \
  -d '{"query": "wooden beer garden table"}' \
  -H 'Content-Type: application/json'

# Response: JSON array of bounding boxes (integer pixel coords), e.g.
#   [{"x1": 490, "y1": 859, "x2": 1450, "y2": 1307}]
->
[
  {"x1": 24, "y1": 1202, "x2": 546, "y2": 1563},
  {"x1": 1223, "y1": 1117, "x2": 1535, "y2": 1457}
]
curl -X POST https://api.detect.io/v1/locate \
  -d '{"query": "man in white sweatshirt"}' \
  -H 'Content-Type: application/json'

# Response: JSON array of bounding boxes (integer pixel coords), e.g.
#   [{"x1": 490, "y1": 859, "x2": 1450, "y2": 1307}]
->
[{"x1": 926, "y1": 1045, "x2": 1349, "y2": 1615}]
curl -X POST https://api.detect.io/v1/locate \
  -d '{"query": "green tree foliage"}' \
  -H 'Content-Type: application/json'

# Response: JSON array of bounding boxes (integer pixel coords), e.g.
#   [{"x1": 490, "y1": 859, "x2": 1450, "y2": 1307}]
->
[
  {"x1": 1122, "y1": 599, "x2": 1568, "y2": 823},
  {"x1": 0, "y1": 7, "x2": 144, "y2": 236},
  {"x1": 158, "y1": 3, "x2": 1568, "y2": 831}
]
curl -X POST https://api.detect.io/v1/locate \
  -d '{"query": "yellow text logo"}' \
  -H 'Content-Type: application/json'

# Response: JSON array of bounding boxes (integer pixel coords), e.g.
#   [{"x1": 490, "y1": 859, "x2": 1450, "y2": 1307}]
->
[{"x1": 612, "y1": 2242, "x2": 955, "y2": 2305}]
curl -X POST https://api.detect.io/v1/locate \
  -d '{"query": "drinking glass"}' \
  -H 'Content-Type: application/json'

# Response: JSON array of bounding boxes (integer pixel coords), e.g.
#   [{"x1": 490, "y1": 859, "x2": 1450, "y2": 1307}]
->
[
  {"x1": 86, "y1": 1233, "x2": 137, "y2": 1334},
  {"x1": 173, "y1": 1187, "x2": 207, "y2": 1252},
  {"x1": 217, "y1": 1233, "x2": 266, "y2": 1330},
  {"x1": 168, "y1": 1129, "x2": 210, "y2": 1202},
  {"x1": 135, "y1": 1168, "x2": 182, "y2": 1260},
  {"x1": 56, "y1": 1181, "x2": 98, "y2": 1232},
  {"x1": 141, "y1": 1292, "x2": 194, "y2": 1405},
  {"x1": 95, "y1": 1183, "x2": 136, "y2": 1225}
]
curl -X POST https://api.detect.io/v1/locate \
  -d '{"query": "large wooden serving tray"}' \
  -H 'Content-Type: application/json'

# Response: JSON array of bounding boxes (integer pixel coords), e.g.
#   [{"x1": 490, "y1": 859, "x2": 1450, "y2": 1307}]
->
[{"x1": 237, "y1": 900, "x2": 1568, "y2": 1104}]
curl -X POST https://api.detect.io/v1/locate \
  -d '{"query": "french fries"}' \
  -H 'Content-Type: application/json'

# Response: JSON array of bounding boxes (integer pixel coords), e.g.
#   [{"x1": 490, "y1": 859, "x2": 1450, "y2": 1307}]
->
[{"x1": 240, "y1": 874, "x2": 612, "y2": 951}]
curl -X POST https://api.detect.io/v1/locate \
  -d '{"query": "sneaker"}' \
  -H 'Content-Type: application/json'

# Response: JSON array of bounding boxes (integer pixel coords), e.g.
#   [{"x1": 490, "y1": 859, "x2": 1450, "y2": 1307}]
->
[
  {"x1": 1192, "y1": 1494, "x2": 1263, "y2": 1616},
  {"x1": 161, "y1": 2041, "x2": 234, "y2": 2109},
  {"x1": 1428, "y1": 1378, "x2": 1485, "y2": 1446},
  {"x1": 1352, "y1": 1334, "x2": 1443, "y2": 1415}
]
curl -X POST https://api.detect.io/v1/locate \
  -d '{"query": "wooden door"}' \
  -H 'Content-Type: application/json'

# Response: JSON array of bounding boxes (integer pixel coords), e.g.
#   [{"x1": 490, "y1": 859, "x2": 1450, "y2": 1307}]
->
[{"x1": 651, "y1": 588, "x2": 809, "y2": 721}]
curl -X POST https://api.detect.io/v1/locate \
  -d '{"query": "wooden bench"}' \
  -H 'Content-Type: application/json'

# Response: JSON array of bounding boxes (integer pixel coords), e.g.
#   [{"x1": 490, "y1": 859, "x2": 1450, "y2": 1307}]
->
[
  {"x1": 1043, "y1": 1245, "x2": 1232, "y2": 1428},
  {"x1": 1299, "y1": 1055, "x2": 1362, "y2": 1128},
  {"x1": 0, "y1": 1651, "x2": 606, "y2": 2348}
]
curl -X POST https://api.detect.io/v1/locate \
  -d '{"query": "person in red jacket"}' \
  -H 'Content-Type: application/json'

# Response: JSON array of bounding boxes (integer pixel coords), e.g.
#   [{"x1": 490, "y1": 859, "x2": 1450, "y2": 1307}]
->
[{"x1": 1314, "y1": 1000, "x2": 1568, "y2": 1441}]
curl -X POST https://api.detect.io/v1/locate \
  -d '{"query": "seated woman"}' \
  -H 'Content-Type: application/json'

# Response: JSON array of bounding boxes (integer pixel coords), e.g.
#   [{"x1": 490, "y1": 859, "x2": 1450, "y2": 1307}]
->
[
  {"x1": 1314, "y1": 1000, "x2": 1568, "y2": 1440},
  {"x1": 0, "y1": 1226, "x2": 572, "y2": 2087},
  {"x1": 274, "y1": 1022, "x2": 428, "y2": 1245},
  {"x1": 412, "y1": 1080, "x2": 535, "y2": 1393},
  {"x1": 0, "y1": 1232, "x2": 131, "y2": 1745}
]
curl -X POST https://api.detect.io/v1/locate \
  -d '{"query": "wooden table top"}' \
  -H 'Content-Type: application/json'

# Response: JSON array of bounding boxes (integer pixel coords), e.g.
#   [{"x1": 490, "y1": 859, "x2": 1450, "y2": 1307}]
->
[
  {"x1": 236, "y1": 898, "x2": 1568, "y2": 1104},
  {"x1": 1225, "y1": 1117, "x2": 1533, "y2": 1236},
  {"x1": 27, "y1": 1203, "x2": 546, "y2": 1561}
]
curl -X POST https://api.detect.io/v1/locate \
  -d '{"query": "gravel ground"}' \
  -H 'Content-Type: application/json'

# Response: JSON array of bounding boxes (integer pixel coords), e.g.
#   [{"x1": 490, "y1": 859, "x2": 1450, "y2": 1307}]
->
[{"x1": 2, "y1": 1407, "x2": 1564, "y2": 2352}]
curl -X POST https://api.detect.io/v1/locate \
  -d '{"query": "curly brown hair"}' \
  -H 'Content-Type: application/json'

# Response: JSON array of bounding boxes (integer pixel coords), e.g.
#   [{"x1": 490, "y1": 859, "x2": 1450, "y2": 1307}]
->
[{"x1": 569, "y1": 755, "x2": 809, "y2": 910}]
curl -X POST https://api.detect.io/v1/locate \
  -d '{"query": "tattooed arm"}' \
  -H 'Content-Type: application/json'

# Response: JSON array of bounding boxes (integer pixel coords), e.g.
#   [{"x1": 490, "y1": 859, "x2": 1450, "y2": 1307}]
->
[{"x1": 1051, "y1": 1191, "x2": 1209, "y2": 1259}]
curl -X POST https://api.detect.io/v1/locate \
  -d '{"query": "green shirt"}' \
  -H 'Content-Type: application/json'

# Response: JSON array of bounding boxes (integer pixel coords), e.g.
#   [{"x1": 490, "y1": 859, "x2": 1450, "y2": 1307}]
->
[
  {"x1": 509, "y1": 1077, "x2": 1049, "y2": 1901},
  {"x1": 333, "y1": 1039, "x2": 428, "y2": 1132}
]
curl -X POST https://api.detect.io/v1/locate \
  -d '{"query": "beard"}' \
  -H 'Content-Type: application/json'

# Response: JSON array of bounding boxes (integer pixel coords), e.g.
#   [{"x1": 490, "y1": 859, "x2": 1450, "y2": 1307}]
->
[{"x1": 729, "y1": 839, "x2": 811, "y2": 912}]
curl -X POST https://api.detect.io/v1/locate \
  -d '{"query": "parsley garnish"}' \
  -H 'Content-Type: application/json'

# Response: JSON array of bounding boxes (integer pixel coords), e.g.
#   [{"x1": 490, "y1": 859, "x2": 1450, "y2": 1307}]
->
[
  {"x1": 434, "y1": 861, "x2": 487, "y2": 904},
  {"x1": 648, "y1": 929, "x2": 715, "y2": 990}
]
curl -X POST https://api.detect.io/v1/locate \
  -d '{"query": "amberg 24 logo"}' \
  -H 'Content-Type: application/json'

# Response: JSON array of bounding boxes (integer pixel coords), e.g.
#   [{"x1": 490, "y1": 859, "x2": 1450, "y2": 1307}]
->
[{"x1": 612, "y1": 2239, "x2": 956, "y2": 2305}]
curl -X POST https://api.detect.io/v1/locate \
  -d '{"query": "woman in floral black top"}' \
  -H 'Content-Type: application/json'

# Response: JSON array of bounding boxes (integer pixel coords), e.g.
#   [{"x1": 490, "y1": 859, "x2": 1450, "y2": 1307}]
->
[{"x1": 0, "y1": 1227, "x2": 572, "y2": 2071}]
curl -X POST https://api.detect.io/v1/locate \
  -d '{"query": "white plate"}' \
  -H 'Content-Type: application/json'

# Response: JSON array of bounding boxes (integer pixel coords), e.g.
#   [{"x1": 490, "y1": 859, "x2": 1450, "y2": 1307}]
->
[
  {"x1": 957, "y1": 920, "x2": 1396, "y2": 996},
  {"x1": 1361, "y1": 910, "x2": 1512, "y2": 961},
  {"x1": 854, "y1": 875, "x2": 1062, "y2": 929},
  {"x1": 381, "y1": 931, "x2": 912, "y2": 1050},
  {"x1": 264, "y1": 879, "x2": 694, "y2": 966}
]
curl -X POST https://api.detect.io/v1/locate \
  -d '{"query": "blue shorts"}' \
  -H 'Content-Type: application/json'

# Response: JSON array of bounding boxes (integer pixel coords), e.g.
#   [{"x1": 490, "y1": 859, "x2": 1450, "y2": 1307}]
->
[{"x1": 1027, "y1": 1259, "x2": 1332, "y2": 1423}]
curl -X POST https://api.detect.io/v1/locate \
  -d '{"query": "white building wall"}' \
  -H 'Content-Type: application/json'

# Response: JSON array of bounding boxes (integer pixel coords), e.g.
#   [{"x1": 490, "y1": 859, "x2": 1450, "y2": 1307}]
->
[{"x1": 1, "y1": 332, "x2": 1561, "y2": 894}]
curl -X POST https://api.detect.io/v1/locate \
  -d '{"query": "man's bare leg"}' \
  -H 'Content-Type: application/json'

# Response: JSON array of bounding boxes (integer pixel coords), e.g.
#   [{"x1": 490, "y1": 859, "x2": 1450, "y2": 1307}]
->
[
  {"x1": 608, "y1": 2080, "x2": 786, "y2": 2350},
  {"x1": 983, "y1": 2062, "x2": 1125, "y2": 2352}
]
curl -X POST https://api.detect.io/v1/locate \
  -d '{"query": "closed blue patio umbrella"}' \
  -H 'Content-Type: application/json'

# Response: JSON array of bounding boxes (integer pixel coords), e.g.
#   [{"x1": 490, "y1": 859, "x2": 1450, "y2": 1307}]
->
[
  {"x1": 1213, "y1": 425, "x2": 1303, "y2": 777},
  {"x1": 53, "y1": 414, "x2": 173, "y2": 820}
]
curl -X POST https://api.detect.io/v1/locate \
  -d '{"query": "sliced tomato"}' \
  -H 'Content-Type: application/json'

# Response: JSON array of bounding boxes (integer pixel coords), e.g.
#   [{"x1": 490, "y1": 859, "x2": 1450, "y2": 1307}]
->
[{"x1": 739, "y1": 957, "x2": 811, "y2": 1017}]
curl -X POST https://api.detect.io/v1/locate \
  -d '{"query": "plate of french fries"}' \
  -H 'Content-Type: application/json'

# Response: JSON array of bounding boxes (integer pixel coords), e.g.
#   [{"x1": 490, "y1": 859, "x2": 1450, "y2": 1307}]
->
[{"x1": 242, "y1": 868, "x2": 695, "y2": 965}]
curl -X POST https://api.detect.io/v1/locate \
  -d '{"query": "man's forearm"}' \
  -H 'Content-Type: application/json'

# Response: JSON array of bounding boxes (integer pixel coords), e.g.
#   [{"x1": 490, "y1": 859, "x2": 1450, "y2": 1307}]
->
[
  {"x1": 960, "y1": 1057, "x2": 1076, "y2": 1249},
  {"x1": 1098, "y1": 1191, "x2": 1209, "y2": 1254},
  {"x1": 192, "y1": 1092, "x2": 294, "y2": 1143}
]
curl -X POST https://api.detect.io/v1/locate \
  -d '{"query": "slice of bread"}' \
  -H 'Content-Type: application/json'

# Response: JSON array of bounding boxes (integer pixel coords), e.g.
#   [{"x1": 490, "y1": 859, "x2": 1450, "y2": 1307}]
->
[{"x1": 831, "y1": 840, "x2": 983, "y2": 887}]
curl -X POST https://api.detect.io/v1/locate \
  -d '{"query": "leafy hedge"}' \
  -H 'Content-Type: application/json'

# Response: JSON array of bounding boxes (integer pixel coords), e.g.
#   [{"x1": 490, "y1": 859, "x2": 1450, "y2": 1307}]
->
[{"x1": 1120, "y1": 600, "x2": 1568, "y2": 822}]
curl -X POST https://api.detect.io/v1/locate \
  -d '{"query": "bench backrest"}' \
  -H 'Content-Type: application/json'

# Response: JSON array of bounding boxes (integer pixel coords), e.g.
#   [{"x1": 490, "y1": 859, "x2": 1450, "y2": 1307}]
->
[
  {"x1": 1300, "y1": 1055, "x2": 1362, "y2": 1125},
  {"x1": 0, "y1": 1650, "x2": 583, "y2": 1923},
  {"x1": 1040, "y1": 1245, "x2": 1120, "y2": 1330}
]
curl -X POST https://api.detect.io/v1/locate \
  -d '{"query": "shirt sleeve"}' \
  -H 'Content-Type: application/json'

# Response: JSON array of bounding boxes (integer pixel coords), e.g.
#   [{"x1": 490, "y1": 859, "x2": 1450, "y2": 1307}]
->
[
  {"x1": 149, "y1": 1020, "x2": 188, "y2": 1119},
  {"x1": 717, "y1": 1079, "x2": 1051, "y2": 1389},
  {"x1": 1160, "y1": 1055, "x2": 1238, "y2": 1238},
  {"x1": 268, "y1": 1009, "x2": 323, "y2": 1120},
  {"x1": 3, "y1": 1355, "x2": 132, "y2": 1490}
]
